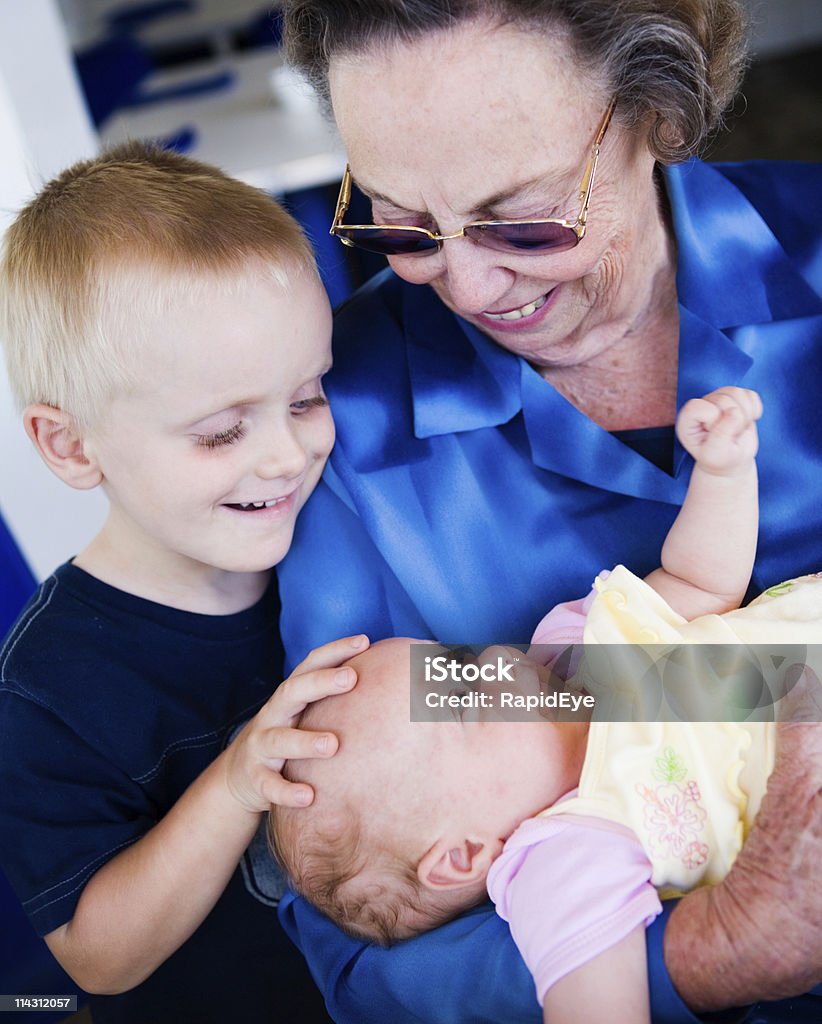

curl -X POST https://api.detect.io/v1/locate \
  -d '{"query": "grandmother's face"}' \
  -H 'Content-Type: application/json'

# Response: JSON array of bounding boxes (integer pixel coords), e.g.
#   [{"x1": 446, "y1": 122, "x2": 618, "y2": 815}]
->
[{"x1": 329, "y1": 19, "x2": 671, "y2": 370}]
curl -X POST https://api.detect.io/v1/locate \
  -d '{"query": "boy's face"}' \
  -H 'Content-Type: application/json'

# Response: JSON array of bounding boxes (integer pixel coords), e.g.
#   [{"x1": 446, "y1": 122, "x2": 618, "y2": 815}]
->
[{"x1": 84, "y1": 267, "x2": 334, "y2": 588}]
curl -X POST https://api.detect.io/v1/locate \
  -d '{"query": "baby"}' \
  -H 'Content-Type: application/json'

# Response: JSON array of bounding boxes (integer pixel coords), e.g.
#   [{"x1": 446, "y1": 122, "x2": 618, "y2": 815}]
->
[{"x1": 270, "y1": 387, "x2": 822, "y2": 1023}]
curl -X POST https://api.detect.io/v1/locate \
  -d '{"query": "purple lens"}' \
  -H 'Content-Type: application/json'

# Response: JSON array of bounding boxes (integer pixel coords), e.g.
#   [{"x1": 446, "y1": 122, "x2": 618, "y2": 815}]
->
[
  {"x1": 335, "y1": 227, "x2": 439, "y2": 256},
  {"x1": 465, "y1": 222, "x2": 579, "y2": 254}
]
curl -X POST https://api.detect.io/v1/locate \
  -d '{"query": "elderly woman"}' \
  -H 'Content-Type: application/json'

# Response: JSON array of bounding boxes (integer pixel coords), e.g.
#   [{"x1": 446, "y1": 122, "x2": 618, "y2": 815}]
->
[{"x1": 276, "y1": 1, "x2": 822, "y2": 1021}]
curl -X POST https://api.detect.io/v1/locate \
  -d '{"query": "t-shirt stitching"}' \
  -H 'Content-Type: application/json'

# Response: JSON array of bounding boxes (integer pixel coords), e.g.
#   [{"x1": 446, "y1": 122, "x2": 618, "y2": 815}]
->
[
  {"x1": 22, "y1": 837, "x2": 138, "y2": 911},
  {"x1": 133, "y1": 695, "x2": 266, "y2": 782},
  {"x1": 0, "y1": 574, "x2": 58, "y2": 681}
]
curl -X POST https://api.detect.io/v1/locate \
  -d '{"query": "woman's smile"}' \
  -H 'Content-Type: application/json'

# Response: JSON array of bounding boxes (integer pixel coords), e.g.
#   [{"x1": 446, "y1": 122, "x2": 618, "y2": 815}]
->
[{"x1": 331, "y1": 22, "x2": 671, "y2": 380}]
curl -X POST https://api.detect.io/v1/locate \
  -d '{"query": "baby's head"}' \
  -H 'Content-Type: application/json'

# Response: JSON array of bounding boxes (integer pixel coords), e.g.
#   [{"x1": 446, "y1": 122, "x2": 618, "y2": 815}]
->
[
  {"x1": 0, "y1": 143, "x2": 334, "y2": 575},
  {"x1": 270, "y1": 638, "x2": 587, "y2": 944}
]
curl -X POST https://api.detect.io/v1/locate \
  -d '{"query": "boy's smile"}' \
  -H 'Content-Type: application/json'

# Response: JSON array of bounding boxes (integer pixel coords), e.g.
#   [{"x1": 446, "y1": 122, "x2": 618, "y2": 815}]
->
[{"x1": 76, "y1": 265, "x2": 334, "y2": 614}]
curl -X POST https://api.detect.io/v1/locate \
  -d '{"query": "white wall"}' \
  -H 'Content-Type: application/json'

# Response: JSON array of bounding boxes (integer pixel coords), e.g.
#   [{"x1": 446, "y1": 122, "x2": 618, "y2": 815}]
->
[{"x1": 0, "y1": 0, "x2": 106, "y2": 581}]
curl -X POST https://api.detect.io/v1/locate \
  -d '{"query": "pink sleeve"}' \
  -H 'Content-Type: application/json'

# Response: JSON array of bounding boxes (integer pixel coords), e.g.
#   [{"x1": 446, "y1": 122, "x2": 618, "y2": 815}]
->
[
  {"x1": 529, "y1": 585, "x2": 597, "y2": 678},
  {"x1": 486, "y1": 813, "x2": 662, "y2": 1004},
  {"x1": 530, "y1": 593, "x2": 592, "y2": 648},
  {"x1": 529, "y1": 572, "x2": 613, "y2": 675}
]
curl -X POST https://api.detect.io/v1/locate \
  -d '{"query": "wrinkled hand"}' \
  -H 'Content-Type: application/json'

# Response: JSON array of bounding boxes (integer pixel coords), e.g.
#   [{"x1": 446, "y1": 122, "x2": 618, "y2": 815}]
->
[
  {"x1": 676, "y1": 387, "x2": 762, "y2": 475},
  {"x1": 666, "y1": 722, "x2": 822, "y2": 1010},
  {"x1": 220, "y1": 634, "x2": 369, "y2": 813}
]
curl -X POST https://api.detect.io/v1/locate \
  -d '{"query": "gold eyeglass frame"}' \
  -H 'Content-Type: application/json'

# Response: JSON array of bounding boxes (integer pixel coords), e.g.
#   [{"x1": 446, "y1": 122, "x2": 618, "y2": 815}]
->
[{"x1": 330, "y1": 98, "x2": 616, "y2": 255}]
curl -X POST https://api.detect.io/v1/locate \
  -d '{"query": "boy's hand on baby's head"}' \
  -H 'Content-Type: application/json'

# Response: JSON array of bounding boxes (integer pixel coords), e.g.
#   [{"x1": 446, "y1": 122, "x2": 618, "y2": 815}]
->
[
  {"x1": 220, "y1": 634, "x2": 369, "y2": 814},
  {"x1": 676, "y1": 387, "x2": 762, "y2": 475}
]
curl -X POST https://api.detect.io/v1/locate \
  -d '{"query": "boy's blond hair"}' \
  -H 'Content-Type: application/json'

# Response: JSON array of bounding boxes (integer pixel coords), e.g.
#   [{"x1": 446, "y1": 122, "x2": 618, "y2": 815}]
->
[{"x1": 0, "y1": 142, "x2": 316, "y2": 426}]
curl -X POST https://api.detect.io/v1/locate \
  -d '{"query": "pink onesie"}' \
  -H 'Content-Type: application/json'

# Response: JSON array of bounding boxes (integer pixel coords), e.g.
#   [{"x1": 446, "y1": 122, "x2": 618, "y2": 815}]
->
[{"x1": 487, "y1": 582, "x2": 660, "y2": 1002}]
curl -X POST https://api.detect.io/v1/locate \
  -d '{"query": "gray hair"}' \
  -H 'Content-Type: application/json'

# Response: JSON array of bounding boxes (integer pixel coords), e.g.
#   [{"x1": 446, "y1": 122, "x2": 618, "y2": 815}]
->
[{"x1": 282, "y1": 0, "x2": 749, "y2": 163}]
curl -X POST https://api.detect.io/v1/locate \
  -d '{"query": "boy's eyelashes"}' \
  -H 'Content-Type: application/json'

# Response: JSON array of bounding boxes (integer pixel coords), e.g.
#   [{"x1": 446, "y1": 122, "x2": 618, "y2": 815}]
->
[
  {"x1": 195, "y1": 422, "x2": 246, "y2": 450},
  {"x1": 193, "y1": 396, "x2": 328, "y2": 448},
  {"x1": 290, "y1": 394, "x2": 329, "y2": 414}
]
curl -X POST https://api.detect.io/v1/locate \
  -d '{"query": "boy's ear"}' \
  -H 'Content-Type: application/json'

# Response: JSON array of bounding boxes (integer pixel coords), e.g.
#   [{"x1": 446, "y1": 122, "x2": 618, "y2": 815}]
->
[
  {"x1": 23, "y1": 404, "x2": 103, "y2": 490},
  {"x1": 417, "y1": 837, "x2": 501, "y2": 892}
]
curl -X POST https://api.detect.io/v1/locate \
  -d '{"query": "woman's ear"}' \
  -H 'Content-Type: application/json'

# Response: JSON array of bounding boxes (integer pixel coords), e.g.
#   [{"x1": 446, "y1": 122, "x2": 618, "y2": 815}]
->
[
  {"x1": 23, "y1": 404, "x2": 103, "y2": 490},
  {"x1": 417, "y1": 837, "x2": 501, "y2": 892}
]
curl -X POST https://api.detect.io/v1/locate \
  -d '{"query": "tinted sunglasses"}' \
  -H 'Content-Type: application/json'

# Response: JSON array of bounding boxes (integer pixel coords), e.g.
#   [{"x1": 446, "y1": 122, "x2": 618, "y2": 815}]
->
[{"x1": 330, "y1": 99, "x2": 616, "y2": 258}]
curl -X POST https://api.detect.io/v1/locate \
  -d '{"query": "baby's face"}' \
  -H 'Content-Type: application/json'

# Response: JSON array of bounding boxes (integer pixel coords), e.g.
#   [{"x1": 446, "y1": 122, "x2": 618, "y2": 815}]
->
[
  {"x1": 297, "y1": 638, "x2": 589, "y2": 867},
  {"x1": 84, "y1": 265, "x2": 334, "y2": 591}
]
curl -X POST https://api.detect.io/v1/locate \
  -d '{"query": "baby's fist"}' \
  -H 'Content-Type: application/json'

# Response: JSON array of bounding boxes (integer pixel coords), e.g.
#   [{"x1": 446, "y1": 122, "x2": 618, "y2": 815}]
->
[{"x1": 676, "y1": 387, "x2": 762, "y2": 474}]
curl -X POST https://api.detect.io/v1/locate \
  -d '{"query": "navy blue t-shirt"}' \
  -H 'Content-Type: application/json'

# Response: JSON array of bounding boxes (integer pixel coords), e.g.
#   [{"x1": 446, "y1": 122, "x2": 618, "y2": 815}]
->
[{"x1": 0, "y1": 562, "x2": 329, "y2": 1024}]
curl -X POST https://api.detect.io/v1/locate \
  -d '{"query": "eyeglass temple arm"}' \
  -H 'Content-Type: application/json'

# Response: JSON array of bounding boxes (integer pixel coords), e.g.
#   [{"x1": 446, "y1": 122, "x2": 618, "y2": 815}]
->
[
  {"x1": 577, "y1": 98, "x2": 617, "y2": 219},
  {"x1": 330, "y1": 166, "x2": 352, "y2": 234}
]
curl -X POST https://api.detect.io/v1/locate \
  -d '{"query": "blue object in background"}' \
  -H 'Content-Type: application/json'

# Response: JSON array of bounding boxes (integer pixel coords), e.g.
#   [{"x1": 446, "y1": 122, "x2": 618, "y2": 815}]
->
[
  {"x1": 0, "y1": 511, "x2": 36, "y2": 640},
  {"x1": 75, "y1": 35, "x2": 235, "y2": 128},
  {"x1": 282, "y1": 180, "x2": 388, "y2": 309},
  {"x1": 233, "y1": 7, "x2": 283, "y2": 51},
  {"x1": 105, "y1": 0, "x2": 194, "y2": 35},
  {"x1": 282, "y1": 185, "x2": 357, "y2": 310}
]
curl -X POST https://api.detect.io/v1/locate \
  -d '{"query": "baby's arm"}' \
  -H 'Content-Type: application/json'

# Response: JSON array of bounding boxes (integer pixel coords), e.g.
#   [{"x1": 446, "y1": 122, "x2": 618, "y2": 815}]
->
[
  {"x1": 542, "y1": 925, "x2": 650, "y2": 1024},
  {"x1": 644, "y1": 387, "x2": 761, "y2": 619},
  {"x1": 43, "y1": 634, "x2": 367, "y2": 994}
]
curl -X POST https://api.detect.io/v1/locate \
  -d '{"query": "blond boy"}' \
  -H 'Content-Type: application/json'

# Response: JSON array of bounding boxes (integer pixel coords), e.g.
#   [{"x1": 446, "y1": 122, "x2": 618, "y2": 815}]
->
[{"x1": 0, "y1": 144, "x2": 362, "y2": 1023}]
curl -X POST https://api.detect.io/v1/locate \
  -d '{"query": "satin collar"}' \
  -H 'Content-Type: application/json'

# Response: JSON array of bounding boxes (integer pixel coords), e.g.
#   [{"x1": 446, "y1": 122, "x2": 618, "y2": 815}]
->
[
  {"x1": 404, "y1": 160, "x2": 819, "y2": 455},
  {"x1": 669, "y1": 161, "x2": 822, "y2": 327},
  {"x1": 336, "y1": 160, "x2": 821, "y2": 498}
]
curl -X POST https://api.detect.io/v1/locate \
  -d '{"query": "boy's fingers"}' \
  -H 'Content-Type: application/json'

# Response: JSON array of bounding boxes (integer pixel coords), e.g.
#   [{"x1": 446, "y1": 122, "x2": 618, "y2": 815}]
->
[
  {"x1": 260, "y1": 725, "x2": 340, "y2": 761},
  {"x1": 262, "y1": 776, "x2": 316, "y2": 809},
  {"x1": 266, "y1": 665, "x2": 357, "y2": 721},
  {"x1": 292, "y1": 634, "x2": 370, "y2": 675}
]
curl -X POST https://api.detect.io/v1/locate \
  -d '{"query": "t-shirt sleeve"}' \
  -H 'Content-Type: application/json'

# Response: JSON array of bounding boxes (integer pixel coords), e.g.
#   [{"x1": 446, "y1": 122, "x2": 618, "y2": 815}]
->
[
  {"x1": 487, "y1": 814, "x2": 662, "y2": 1003},
  {"x1": 0, "y1": 690, "x2": 155, "y2": 935}
]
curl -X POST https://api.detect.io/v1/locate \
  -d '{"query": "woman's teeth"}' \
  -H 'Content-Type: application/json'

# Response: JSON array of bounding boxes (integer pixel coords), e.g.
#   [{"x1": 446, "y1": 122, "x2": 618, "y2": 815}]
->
[{"x1": 484, "y1": 293, "x2": 549, "y2": 321}]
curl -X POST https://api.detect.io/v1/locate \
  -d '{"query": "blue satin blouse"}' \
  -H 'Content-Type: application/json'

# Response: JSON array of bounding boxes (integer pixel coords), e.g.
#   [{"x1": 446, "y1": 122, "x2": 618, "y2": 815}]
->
[{"x1": 277, "y1": 159, "x2": 822, "y2": 1024}]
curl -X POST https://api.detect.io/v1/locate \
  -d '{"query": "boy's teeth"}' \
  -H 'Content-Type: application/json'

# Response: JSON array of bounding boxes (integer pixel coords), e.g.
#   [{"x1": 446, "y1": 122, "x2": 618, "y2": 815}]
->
[
  {"x1": 236, "y1": 498, "x2": 286, "y2": 510},
  {"x1": 485, "y1": 293, "x2": 548, "y2": 321}
]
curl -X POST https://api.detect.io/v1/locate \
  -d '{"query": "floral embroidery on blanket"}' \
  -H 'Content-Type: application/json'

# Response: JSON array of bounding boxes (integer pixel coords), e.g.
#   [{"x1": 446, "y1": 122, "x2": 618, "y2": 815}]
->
[{"x1": 636, "y1": 747, "x2": 707, "y2": 864}]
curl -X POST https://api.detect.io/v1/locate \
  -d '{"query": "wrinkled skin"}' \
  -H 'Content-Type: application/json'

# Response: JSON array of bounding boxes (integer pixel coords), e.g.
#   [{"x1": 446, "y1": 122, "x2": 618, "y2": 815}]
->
[{"x1": 667, "y1": 723, "x2": 822, "y2": 1009}]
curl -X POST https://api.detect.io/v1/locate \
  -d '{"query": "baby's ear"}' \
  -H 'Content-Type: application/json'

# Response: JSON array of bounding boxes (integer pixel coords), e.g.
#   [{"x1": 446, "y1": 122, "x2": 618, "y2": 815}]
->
[
  {"x1": 417, "y1": 837, "x2": 501, "y2": 892},
  {"x1": 23, "y1": 404, "x2": 103, "y2": 490}
]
